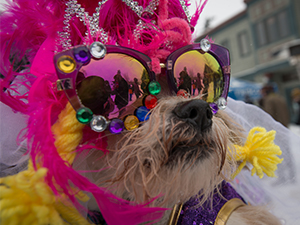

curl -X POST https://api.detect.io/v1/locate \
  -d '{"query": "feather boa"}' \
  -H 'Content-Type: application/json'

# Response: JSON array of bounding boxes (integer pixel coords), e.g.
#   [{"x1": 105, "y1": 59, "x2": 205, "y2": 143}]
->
[{"x1": 0, "y1": 0, "x2": 208, "y2": 224}]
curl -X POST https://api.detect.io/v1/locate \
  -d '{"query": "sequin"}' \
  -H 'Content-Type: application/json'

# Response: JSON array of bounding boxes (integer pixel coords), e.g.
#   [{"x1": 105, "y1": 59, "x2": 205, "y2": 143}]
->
[
  {"x1": 200, "y1": 39, "x2": 211, "y2": 52},
  {"x1": 90, "y1": 42, "x2": 106, "y2": 59},
  {"x1": 76, "y1": 107, "x2": 93, "y2": 124},
  {"x1": 73, "y1": 47, "x2": 91, "y2": 64},
  {"x1": 57, "y1": 55, "x2": 76, "y2": 73},
  {"x1": 217, "y1": 97, "x2": 227, "y2": 110},
  {"x1": 148, "y1": 81, "x2": 161, "y2": 95},
  {"x1": 177, "y1": 181, "x2": 245, "y2": 225},
  {"x1": 135, "y1": 106, "x2": 150, "y2": 122},
  {"x1": 177, "y1": 89, "x2": 189, "y2": 98},
  {"x1": 109, "y1": 119, "x2": 124, "y2": 134},
  {"x1": 90, "y1": 115, "x2": 107, "y2": 132},
  {"x1": 210, "y1": 103, "x2": 218, "y2": 114},
  {"x1": 144, "y1": 95, "x2": 157, "y2": 109},
  {"x1": 124, "y1": 115, "x2": 139, "y2": 130}
]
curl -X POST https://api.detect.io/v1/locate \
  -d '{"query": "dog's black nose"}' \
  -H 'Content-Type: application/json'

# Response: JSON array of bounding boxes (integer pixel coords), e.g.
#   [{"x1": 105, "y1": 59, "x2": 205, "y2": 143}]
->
[{"x1": 173, "y1": 99, "x2": 213, "y2": 130}]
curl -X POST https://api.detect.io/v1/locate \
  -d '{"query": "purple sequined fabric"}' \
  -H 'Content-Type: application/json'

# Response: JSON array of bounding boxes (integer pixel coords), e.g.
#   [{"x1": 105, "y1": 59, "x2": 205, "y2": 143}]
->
[{"x1": 177, "y1": 181, "x2": 245, "y2": 225}]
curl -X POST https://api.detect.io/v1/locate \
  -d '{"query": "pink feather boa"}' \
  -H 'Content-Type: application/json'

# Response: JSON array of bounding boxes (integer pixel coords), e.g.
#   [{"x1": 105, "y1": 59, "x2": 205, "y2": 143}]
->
[{"x1": 0, "y1": 0, "x2": 209, "y2": 224}]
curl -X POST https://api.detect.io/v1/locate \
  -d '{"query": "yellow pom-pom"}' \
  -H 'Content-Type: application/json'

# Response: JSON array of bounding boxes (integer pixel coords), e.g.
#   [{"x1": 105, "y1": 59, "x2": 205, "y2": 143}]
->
[
  {"x1": 231, "y1": 127, "x2": 283, "y2": 179},
  {"x1": 0, "y1": 167, "x2": 90, "y2": 225}
]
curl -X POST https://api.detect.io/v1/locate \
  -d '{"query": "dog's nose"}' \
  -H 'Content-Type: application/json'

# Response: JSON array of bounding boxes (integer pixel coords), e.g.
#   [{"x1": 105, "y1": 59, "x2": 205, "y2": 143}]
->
[{"x1": 173, "y1": 99, "x2": 213, "y2": 130}]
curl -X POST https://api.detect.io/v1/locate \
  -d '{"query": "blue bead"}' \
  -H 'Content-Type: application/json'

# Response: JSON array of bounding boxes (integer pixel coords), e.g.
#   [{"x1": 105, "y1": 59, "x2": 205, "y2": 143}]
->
[{"x1": 135, "y1": 106, "x2": 150, "y2": 122}]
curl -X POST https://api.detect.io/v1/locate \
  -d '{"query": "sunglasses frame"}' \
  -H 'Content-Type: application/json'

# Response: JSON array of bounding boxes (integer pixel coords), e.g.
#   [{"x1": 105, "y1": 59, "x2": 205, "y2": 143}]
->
[
  {"x1": 165, "y1": 42, "x2": 231, "y2": 103},
  {"x1": 54, "y1": 45, "x2": 156, "y2": 113}
]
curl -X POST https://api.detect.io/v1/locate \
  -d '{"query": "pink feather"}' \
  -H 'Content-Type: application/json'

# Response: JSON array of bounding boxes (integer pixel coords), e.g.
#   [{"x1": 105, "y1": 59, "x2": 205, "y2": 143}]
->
[{"x1": 0, "y1": 0, "x2": 209, "y2": 223}]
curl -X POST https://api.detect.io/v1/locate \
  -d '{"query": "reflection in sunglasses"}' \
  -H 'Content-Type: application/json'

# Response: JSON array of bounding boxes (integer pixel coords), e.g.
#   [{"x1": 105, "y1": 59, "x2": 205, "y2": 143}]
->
[
  {"x1": 174, "y1": 50, "x2": 223, "y2": 103},
  {"x1": 76, "y1": 54, "x2": 151, "y2": 119}
]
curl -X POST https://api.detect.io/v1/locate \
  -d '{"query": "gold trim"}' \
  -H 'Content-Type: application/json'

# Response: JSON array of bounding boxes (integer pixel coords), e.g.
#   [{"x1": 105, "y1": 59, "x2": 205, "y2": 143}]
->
[
  {"x1": 168, "y1": 203, "x2": 183, "y2": 225},
  {"x1": 160, "y1": 63, "x2": 166, "y2": 68},
  {"x1": 56, "y1": 80, "x2": 64, "y2": 91},
  {"x1": 214, "y1": 198, "x2": 245, "y2": 225}
]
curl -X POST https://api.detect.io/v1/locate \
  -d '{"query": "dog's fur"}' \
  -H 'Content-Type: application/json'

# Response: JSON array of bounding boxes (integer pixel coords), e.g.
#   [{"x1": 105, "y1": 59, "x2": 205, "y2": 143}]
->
[{"x1": 83, "y1": 76, "x2": 281, "y2": 224}]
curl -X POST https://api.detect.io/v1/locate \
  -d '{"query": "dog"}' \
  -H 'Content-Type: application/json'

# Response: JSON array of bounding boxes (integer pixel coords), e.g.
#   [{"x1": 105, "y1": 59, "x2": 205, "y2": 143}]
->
[
  {"x1": 84, "y1": 74, "x2": 282, "y2": 225},
  {"x1": 0, "y1": 0, "x2": 283, "y2": 224}
]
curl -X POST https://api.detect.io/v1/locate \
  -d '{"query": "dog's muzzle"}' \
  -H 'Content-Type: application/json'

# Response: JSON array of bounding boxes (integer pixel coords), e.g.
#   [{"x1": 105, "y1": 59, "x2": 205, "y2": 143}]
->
[{"x1": 173, "y1": 99, "x2": 213, "y2": 131}]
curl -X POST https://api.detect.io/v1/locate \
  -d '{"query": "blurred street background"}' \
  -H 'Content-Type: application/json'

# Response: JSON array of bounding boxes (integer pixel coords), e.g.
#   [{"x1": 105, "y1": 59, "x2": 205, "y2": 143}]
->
[{"x1": 194, "y1": 1, "x2": 300, "y2": 224}]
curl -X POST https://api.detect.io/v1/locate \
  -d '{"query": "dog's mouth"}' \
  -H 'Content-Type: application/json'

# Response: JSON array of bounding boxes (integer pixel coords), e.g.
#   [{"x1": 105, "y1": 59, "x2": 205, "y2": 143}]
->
[
  {"x1": 164, "y1": 126, "x2": 214, "y2": 167},
  {"x1": 158, "y1": 99, "x2": 214, "y2": 167}
]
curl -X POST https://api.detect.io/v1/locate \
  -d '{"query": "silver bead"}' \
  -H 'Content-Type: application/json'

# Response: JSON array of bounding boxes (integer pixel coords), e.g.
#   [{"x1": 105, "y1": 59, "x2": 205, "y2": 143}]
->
[
  {"x1": 217, "y1": 97, "x2": 227, "y2": 110},
  {"x1": 90, "y1": 42, "x2": 107, "y2": 58},
  {"x1": 200, "y1": 39, "x2": 211, "y2": 52},
  {"x1": 90, "y1": 115, "x2": 108, "y2": 132}
]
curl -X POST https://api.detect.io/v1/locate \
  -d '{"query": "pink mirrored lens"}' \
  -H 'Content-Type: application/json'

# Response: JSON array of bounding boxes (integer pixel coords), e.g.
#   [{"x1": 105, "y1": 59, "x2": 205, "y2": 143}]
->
[
  {"x1": 76, "y1": 53, "x2": 150, "y2": 119},
  {"x1": 173, "y1": 50, "x2": 224, "y2": 103}
]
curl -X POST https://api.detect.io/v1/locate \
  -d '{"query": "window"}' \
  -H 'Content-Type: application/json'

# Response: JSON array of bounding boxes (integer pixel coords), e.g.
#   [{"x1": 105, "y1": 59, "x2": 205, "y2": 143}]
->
[
  {"x1": 266, "y1": 16, "x2": 278, "y2": 42},
  {"x1": 237, "y1": 31, "x2": 251, "y2": 56},
  {"x1": 256, "y1": 21, "x2": 267, "y2": 46},
  {"x1": 278, "y1": 11, "x2": 290, "y2": 38},
  {"x1": 255, "y1": 9, "x2": 291, "y2": 47}
]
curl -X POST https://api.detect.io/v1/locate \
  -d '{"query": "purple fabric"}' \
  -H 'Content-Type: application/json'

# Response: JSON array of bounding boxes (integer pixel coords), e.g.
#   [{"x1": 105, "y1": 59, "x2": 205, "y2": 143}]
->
[{"x1": 177, "y1": 181, "x2": 245, "y2": 225}]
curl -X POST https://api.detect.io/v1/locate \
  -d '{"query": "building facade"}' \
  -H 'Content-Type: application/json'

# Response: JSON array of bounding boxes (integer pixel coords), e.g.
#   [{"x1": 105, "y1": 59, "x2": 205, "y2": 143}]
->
[{"x1": 196, "y1": 0, "x2": 300, "y2": 123}]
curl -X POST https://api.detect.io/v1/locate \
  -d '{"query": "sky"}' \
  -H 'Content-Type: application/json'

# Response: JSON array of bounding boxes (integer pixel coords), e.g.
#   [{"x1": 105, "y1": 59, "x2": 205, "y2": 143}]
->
[
  {"x1": 191, "y1": 0, "x2": 247, "y2": 36},
  {"x1": 0, "y1": 0, "x2": 246, "y2": 36}
]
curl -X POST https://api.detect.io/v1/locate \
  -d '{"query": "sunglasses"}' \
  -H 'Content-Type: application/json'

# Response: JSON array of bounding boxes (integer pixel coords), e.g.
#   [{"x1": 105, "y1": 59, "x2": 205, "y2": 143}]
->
[{"x1": 54, "y1": 39, "x2": 230, "y2": 134}]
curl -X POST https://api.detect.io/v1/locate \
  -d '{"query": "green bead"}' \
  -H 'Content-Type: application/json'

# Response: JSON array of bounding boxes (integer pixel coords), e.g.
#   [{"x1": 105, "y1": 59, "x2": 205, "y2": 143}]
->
[
  {"x1": 76, "y1": 107, "x2": 93, "y2": 124},
  {"x1": 148, "y1": 81, "x2": 161, "y2": 96}
]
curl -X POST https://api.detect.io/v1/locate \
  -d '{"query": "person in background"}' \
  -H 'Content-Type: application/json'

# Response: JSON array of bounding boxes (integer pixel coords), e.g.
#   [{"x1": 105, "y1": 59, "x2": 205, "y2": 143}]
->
[
  {"x1": 244, "y1": 94, "x2": 253, "y2": 104},
  {"x1": 291, "y1": 87, "x2": 300, "y2": 125},
  {"x1": 112, "y1": 70, "x2": 128, "y2": 116},
  {"x1": 260, "y1": 84, "x2": 290, "y2": 127},
  {"x1": 178, "y1": 67, "x2": 191, "y2": 94},
  {"x1": 133, "y1": 78, "x2": 141, "y2": 100},
  {"x1": 129, "y1": 84, "x2": 133, "y2": 101},
  {"x1": 192, "y1": 80, "x2": 196, "y2": 95}
]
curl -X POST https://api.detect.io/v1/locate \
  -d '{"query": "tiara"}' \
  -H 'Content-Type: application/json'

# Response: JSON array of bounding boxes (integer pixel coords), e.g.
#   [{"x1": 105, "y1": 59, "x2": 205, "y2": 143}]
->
[{"x1": 57, "y1": 0, "x2": 192, "y2": 50}]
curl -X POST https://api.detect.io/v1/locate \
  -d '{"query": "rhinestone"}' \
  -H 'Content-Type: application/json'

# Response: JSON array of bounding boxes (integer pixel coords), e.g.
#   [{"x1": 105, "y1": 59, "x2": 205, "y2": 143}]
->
[
  {"x1": 144, "y1": 95, "x2": 158, "y2": 109},
  {"x1": 73, "y1": 47, "x2": 91, "y2": 64},
  {"x1": 200, "y1": 39, "x2": 211, "y2": 52},
  {"x1": 57, "y1": 55, "x2": 76, "y2": 73},
  {"x1": 90, "y1": 42, "x2": 107, "y2": 59},
  {"x1": 135, "y1": 106, "x2": 150, "y2": 122},
  {"x1": 148, "y1": 81, "x2": 161, "y2": 95},
  {"x1": 109, "y1": 119, "x2": 124, "y2": 134},
  {"x1": 124, "y1": 115, "x2": 139, "y2": 130},
  {"x1": 76, "y1": 107, "x2": 93, "y2": 124},
  {"x1": 210, "y1": 103, "x2": 218, "y2": 114},
  {"x1": 141, "y1": 11, "x2": 153, "y2": 20},
  {"x1": 90, "y1": 115, "x2": 108, "y2": 132},
  {"x1": 177, "y1": 89, "x2": 189, "y2": 98},
  {"x1": 217, "y1": 97, "x2": 227, "y2": 110}
]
